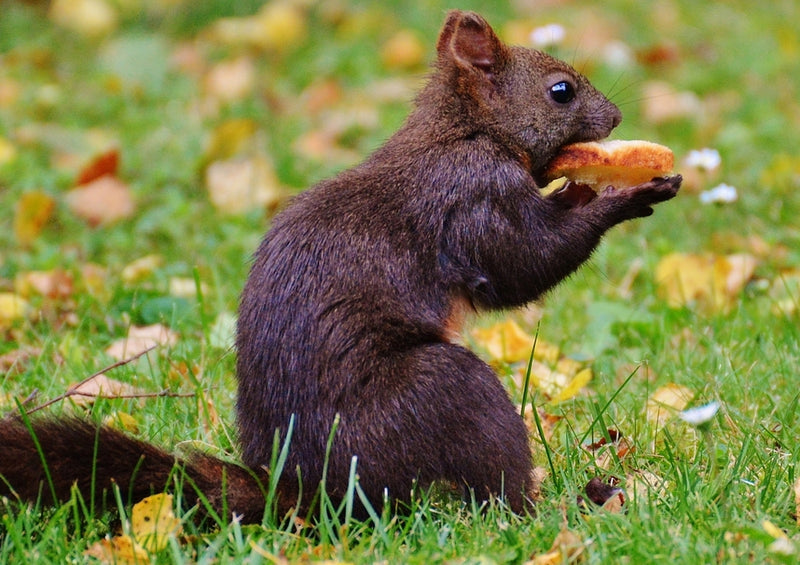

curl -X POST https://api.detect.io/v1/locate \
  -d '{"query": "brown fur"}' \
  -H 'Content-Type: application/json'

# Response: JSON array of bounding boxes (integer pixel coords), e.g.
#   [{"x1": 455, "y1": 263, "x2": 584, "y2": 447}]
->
[{"x1": 0, "y1": 11, "x2": 680, "y2": 522}]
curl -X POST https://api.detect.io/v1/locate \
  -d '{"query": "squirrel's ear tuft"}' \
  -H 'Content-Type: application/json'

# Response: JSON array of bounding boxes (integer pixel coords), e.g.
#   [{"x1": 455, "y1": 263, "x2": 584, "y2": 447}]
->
[{"x1": 437, "y1": 10, "x2": 504, "y2": 79}]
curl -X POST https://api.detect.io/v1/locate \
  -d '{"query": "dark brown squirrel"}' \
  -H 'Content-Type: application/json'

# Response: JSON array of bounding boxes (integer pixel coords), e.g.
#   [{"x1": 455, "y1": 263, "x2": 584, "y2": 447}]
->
[{"x1": 0, "y1": 11, "x2": 680, "y2": 522}]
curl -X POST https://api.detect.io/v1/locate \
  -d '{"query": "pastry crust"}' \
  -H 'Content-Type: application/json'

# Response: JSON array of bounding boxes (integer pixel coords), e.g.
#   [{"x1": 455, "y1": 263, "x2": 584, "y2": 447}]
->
[{"x1": 543, "y1": 140, "x2": 674, "y2": 190}]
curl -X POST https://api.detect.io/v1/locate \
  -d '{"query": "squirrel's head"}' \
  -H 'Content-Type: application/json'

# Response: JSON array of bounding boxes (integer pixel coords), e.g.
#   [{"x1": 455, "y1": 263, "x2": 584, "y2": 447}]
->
[{"x1": 434, "y1": 10, "x2": 622, "y2": 181}]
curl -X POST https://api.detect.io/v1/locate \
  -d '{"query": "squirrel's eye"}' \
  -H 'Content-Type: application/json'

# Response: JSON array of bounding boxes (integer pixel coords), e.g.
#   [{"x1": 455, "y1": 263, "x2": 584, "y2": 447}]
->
[{"x1": 549, "y1": 81, "x2": 575, "y2": 104}]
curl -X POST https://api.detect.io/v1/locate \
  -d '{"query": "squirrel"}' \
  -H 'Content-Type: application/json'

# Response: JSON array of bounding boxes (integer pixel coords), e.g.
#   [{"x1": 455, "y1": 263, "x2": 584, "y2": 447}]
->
[{"x1": 0, "y1": 11, "x2": 680, "y2": 521}]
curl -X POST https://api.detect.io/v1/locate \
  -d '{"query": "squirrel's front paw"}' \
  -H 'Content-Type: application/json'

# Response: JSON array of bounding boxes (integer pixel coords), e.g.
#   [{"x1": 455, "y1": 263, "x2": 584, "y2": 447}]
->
[{"x1": 601, "y1": 174, "x2": 682, "y2": 219}]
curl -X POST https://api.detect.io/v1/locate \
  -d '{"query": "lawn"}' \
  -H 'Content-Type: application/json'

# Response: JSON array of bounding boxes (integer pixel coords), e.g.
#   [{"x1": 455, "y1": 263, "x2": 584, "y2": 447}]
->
[{"x1": 1, "y1": 0, "x2": 800, "y2": 563}]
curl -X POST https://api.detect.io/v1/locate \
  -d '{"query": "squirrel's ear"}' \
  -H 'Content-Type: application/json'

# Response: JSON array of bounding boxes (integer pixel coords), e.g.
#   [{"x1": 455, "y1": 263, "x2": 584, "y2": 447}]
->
[{"x1": 437, "y1": 11, "x2": 504, "y2": 79}]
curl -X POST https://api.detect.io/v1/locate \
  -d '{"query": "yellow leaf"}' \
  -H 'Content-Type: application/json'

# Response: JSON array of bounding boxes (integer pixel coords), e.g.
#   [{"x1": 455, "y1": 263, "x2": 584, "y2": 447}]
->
[
  {"x1": 655, "y1": 252, "x2": 757, "y2": 313},
  {"x1": 205, "y1": 156, "x2": 284, "y2": 214},
  {"x1": 763, "y1": 520, "x2": 788, "y2": 540},
  {"x1": 84, "y1": 535, "x2": 148, "y2": 564},
  {"x1": 103, "y1": 411, "x2": 140, "y2": 433},
  {"x1": 132, "y1": 493, "x2": 182, "y2": 552},
  {"x1": 381, "y1": 30, "x2": 426, "y2": 69},
  {"x1": 50, "y1": 0, "x2": 118, "y2": 38},
  {"x1": 204, "y1": 119, "x2": 258, "y2": 164},
  {"x1": 121, "y1": 254, "x2": 163, "y2": 283},
  {"x1": 0, "y1": 136, "x2": 17, "y2": 165},
  {"x1": 473, "y1": 319, "x2": 559, "y2": 364},
  {"x1": 646, "y1": 383, "x2": 694, "y2": 428},
  {"x1": 551, "y1": 368, "x2": 592, "y2": 404},
  {"x1": 0, "y1": 293, "x2": 30, "y2": 324},
  {"x1": 527, "y1": 527, "x2": 585, "y2": 565},
  {"x1": 14, "y1": 191, "x2": 55, "y2": 246}
]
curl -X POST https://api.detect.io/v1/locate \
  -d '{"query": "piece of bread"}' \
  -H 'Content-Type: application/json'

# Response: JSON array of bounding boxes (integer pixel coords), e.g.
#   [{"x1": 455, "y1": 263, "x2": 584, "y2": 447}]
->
[{"x1": 543, "y1": 140, "x2": 674, "y2": 190}]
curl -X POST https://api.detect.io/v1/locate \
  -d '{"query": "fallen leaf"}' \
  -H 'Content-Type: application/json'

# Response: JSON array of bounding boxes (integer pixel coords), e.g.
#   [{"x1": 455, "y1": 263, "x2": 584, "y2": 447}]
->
[
  {"x1": 105, "y1": 324, "x2": 178, "y2": 360},
  {"x1": 103, "y1": 411, "x2": 140, "y2": 433},
  {"x1": 381, "y1": 30, "x2": 426, "y2": 69},
  {"x1": 625, "y1": 470, "x2": 667, "y2": 504},
  {"x1": 14, "y1": 191, "x2": 56, "y2": 245},
  {"x1": 121, "y1": 255, "x2": 163, "y2": 284},
  {"x1": 68, "y1": 374, "x2": 143, "y2": 406},
  {"x1": 208, "y1": 1, "x2": 307, "y2": 52},
  {"x1": 203, "y1": 119, "x2": 258, "y2": 164},
  {"x1": 646, "y1": 383, "x2": 694, "y2": 429},
  {"x1": 0, "y1": 347, "x2": 43, "y2": 375},
  {"x1": 84, "y1": 535, "x2": 148, "y2": 564},
  {"x1": 15, "y1": 269, "x2": 74, "y2": 299},
  {"x1": 50, "y1": 0, "x2": 118, "y2": 38},
  {"x1": 80, "y1": 262, "x2": 109, "y2": 297},
  {"x1": 0, "y1": 136, "x2": 18, "y2": 165},
  {"x1": 527, "y1": 527, "x2": 586, "y2": 565},
  {"x1": 551, "y1": 368, "x2": 592, "y2": 404},
  {"x1": 204, "y1": 56, "x2": 255, "y2": 104},
  {"x1": 64, "y1": 175, "x2": 135, "y2": 226},
  {"x1": 524, "y1": 361, "x2": 591, "y2": 404},
  {"x1": 641, "y1": 81, "x2": 702, "y2": 124},
  {"x1": 655, "y1": 252, "x2": 758, "y2": 313},
  {"x1": 473, "y1": 320, "x2": 560, "y2": 364},
  {"x1": 0, "y1": 293, "x2": 30, "y2": 325},
  {"x1": 132, "y1": 493, "x2": 182, "y2": 552},
  {"x1": 75, "y1": 149, "x2": 119, "y2": 186},
  {"x1": 205, "y1": 156, "x2": 284, "y2": 214}
]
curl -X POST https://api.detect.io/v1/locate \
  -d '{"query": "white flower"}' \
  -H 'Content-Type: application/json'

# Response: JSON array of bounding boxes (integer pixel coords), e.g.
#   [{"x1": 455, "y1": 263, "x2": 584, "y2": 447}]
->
[
  {"x1": 530, "y1": 24, "x2": 566, "y2": 48},
  {"x1": 699, "y1": 183, "x2": 738, "y2": 204},
  {"x1": 679, "y1": 401, "x2": 720, "y2": 426},
  {"x1": 685, "y1": 148, "x2": 722, "y2": 171}
]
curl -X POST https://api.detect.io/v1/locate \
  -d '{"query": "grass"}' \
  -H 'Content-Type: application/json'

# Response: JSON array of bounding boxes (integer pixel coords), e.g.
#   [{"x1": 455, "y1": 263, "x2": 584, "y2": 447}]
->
[{"x1": 2, "y1": 0, "x2": 800, "y2": 562}]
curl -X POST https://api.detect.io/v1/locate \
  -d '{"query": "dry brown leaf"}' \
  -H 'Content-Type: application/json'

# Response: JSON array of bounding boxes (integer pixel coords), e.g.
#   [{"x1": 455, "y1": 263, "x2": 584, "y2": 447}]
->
[
  {"x1": 105, "y1": 324, "x2": 178, "y2": 361},
  {"x1": 646, "y1": 383, "x2": 694, "y2": 429},
  {"x1": 0, "y1": 347, "x2": 43, "y2": 375},
  {"x1": 68, "y1": 374, "x2": 142, "y2": 406},
  {"x1": 75, "y1": 149, "x2": 119, "y2": 186},
  {"x1": 14, "y1": 190, "x2": 56, "y2": 246},
  {"x1": 64, "y1": 175, "x2": 135, "y2": 226},
  {"x1": 84, "y1": 535, "x2": 148, "y2": 565},
  {"x1": 15, "y1": 269, "x2": 74, "y2": 299}
]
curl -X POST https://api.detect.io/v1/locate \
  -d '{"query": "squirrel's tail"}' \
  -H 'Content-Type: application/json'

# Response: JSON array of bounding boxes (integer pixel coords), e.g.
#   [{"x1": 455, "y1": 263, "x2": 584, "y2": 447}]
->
[{"x1": 0, "y1": 417, "x2": 298, "y2": 523}]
